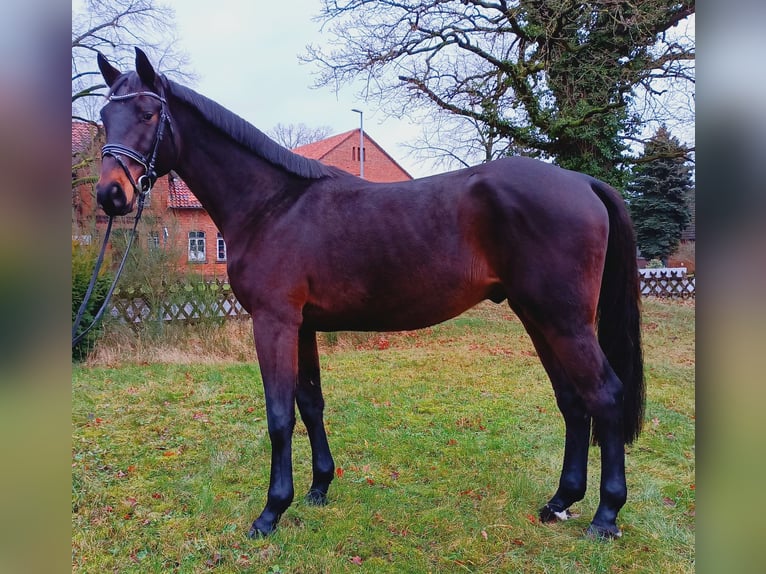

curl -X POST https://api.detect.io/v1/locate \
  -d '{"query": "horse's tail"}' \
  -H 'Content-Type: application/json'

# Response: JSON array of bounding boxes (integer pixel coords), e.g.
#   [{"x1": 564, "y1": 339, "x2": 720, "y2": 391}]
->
[{"x1": 590, "y1": 179, "x2": 645, "y2": 445}]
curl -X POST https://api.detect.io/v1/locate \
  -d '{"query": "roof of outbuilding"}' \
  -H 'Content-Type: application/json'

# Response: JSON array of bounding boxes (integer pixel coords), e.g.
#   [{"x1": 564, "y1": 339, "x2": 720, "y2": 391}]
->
[
  {"x1": 168, "y1": 173, "x2": 202, "y2": 208},
  {"x1": 72, "y1": 121, "x2": 99, "y2": 155}
]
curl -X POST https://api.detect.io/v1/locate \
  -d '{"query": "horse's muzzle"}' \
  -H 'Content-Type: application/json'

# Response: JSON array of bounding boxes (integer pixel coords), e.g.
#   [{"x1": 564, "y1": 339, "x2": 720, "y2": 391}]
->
[{"x1": 96, "y1": 181, "x2": 133, "y2": 216}]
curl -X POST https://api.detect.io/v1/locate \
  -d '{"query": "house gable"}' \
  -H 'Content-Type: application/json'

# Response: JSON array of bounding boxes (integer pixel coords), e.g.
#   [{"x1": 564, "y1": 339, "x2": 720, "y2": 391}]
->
[{"x1": 293, "y1": 130, "x2": 412, "y2": 182}]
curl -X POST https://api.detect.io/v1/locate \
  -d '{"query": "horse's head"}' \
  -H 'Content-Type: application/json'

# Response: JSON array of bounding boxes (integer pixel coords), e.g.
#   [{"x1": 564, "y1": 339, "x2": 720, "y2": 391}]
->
[{"x1": 95, "y1": 48, "x2": 179, "y2": 216}]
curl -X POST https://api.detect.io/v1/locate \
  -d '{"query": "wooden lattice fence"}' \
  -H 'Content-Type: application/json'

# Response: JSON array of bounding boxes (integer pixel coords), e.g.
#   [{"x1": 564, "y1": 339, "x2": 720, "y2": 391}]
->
[
  {"x1": 640, "y1": 273, "x2": 695, "y2": 299},
  {"x1": 108, "y1": 273, "x2": 694, "y2": 325},
  {"x1": 109, "y1": 280, "x2": 249, "y2": 325}
]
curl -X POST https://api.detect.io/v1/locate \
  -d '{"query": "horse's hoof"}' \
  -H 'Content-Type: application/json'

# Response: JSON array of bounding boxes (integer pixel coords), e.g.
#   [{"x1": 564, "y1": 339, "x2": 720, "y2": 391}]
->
[
  {"x1": 248, "y1": 519, "x2": 276, "y2": 538},
  {"x1": 305, "y1": 489, "x2": 328, "y2": 506},
  {"x1": 585, "y1": 522, "x2": 622, "y2": 540},
  {"x1": 539, "y1": 504, "x2": 576, "y2": 523}
]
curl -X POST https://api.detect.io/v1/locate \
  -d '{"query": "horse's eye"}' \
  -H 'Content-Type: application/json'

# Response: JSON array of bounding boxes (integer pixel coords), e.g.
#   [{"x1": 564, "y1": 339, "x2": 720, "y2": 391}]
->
[{"x1": 142, "y1": 112, "x2": 154, "y2": 121}]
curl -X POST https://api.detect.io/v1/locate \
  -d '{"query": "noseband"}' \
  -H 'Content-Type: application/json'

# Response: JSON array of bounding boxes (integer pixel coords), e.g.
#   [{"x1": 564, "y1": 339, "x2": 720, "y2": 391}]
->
[{"x1": 101, "y1": 89, "x2": 173, "y2": 199}]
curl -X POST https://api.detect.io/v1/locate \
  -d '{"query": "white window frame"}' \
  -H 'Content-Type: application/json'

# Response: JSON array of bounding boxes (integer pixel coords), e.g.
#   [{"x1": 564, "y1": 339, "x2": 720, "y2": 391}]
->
[
  {"x1": 188, "y1": 231, "x2": 206, "y2": 262},
  {"x1": 217, "y1": 232, "x2": 227, "y2": 262}
]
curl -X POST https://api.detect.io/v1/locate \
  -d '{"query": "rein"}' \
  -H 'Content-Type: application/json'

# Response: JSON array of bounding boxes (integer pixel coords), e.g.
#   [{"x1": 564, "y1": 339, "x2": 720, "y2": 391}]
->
[
  {"x1": 72, "y1": 88, "x2": 171, "y2": 349},
  {"x1": 72, "y1": 194, "x2": 147, "y2": 347}
]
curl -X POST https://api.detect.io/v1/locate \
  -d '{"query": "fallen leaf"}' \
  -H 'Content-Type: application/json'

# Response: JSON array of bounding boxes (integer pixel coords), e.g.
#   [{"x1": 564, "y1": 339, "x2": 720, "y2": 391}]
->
[
  {"x1": 349, "y1": 555, "x2": 363, "y2": 565},
  {"x1": 336, "y1": 467, "x2": 345, "y2": 479},
  {"x1": 205, "y1": 553, "x2": 222, "y2": 567},
  {"x1": 481, "y1": 530, "x2": 488, "y2": 540}
]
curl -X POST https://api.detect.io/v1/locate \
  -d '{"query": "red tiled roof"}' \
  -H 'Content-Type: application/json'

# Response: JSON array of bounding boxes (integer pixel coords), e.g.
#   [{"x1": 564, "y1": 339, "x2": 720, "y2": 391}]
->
[
  {"x1": 168, "y1": 173, "x2": 202, "y2": 208},
  {"x1": 72, "y1": 121, "x2": 98, "y2": 155}
]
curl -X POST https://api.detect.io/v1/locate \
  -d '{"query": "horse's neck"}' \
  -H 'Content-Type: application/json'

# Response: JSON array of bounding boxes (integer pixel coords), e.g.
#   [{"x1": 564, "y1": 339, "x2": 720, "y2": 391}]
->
[{"x1": 172, "y1": 109, "x2": 297, "y2": 235}]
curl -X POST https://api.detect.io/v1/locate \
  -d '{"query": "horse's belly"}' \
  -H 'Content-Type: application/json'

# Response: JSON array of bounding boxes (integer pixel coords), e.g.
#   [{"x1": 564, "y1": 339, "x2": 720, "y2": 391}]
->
[{"x1": 302, "y1": 278, "x2": 501, "y2": 332}]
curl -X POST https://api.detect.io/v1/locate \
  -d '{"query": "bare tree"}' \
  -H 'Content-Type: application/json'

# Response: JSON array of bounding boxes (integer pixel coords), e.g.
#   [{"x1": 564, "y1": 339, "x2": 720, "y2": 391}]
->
[
  {"x1": 401, "y1": 110, "x2": 527, "y2": 171},
  {"x1": 71, "y1": 0, "x2": 194, "y2": 209},
  {"x1": 267, "y1": 123, "x2": 335, "y2": 149},
  {"x1": 72, "y1": 0, "x2": 193, "y2": 123},
  {"x1": 304, "y1": 0, "x2": 694, "y2": 187}
]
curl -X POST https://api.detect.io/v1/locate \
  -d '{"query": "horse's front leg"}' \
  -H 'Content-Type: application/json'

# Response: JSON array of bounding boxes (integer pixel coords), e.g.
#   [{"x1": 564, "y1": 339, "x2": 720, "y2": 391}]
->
[
  {"x1": 249, "y1": 314, "x2": 299, "y2": 538},
  {"x1": 296, "y1": 328, "x2": 335, "y2": 505}
]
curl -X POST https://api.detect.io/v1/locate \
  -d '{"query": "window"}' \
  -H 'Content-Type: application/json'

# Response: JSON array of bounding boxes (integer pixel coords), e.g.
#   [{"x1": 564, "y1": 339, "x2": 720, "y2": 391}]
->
[
  {"x1": 188, "y1": 231, "x2": 205, "y2": 261},
  {"x1": 217, "y1": 232, "x2": 227, "y2": 262},
  {"x1": 148, "y1": 231, "x2": 160, "y2": 249}
]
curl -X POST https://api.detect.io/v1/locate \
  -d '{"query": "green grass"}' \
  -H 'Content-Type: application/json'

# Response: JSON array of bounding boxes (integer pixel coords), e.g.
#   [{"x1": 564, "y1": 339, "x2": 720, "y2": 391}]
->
[{"x1": 72, "y1": 299, "x2": 694, "y2": 573}]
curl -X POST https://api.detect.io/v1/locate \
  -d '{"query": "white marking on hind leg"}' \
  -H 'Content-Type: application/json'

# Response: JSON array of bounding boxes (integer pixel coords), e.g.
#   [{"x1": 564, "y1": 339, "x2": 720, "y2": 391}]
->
[{"x1": 554, "y1": 509, "x2": 581, "y2": 521}]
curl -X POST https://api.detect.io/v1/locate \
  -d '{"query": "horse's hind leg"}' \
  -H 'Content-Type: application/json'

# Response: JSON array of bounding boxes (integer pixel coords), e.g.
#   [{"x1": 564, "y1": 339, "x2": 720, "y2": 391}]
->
[
  {"x1": 518, "y1": 313, "x2": 627, "y2": 538},
  {"x1": 296, "y1": 328, "x2": 335, "y2": 505},
  {"x1": 523, "y1": 327, "x2": 591, "y2": 523}
]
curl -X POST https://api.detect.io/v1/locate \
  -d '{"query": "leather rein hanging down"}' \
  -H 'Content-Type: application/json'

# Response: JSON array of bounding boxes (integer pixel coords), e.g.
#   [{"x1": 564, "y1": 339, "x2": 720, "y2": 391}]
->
[{"x1": 72, "y1": 89, "x2": 172, "y2": 348}]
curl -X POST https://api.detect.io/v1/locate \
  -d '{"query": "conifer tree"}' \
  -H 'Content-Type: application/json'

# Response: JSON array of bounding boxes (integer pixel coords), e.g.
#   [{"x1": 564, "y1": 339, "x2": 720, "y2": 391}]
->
[{"x1": 628, "y1": 126, "x2": 693, "y2": 264}]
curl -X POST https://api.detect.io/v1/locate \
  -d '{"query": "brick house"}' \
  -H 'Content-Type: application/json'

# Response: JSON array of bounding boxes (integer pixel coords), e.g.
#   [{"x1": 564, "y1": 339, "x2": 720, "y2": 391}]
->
[
  {"x1": 72, "y1": 124, "x2": 413, "y2": 279},
  {"x1": 293, "y1": 129, "x2": 412, "y2": 182}
]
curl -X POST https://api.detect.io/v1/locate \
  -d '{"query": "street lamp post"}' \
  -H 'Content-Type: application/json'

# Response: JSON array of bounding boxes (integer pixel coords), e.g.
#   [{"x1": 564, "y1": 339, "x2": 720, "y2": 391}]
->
[{"x1": 351, "y1": 108, "x2": 364, "y2": 179}]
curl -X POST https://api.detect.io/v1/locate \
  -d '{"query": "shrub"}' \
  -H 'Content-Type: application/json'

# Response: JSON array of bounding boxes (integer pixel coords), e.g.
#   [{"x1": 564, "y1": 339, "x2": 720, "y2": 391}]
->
[{"x1": 72, "y1": 241, "x2": 113, "y2": 361}]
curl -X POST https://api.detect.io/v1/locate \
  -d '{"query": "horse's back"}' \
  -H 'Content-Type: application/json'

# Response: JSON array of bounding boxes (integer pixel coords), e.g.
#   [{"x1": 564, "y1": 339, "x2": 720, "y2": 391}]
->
[{"x1": 232, "y1": 156, "x2": 611, "y2": 331}]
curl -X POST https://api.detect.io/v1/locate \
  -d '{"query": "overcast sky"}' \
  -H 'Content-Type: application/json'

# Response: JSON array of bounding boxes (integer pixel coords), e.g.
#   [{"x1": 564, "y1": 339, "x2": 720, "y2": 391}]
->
[
  {"x1": 75, "y1": 1, "x2": 694, "y2": 180},
  {"x1": 158, "y1": 0, "x2": 430, "y2": 177}
]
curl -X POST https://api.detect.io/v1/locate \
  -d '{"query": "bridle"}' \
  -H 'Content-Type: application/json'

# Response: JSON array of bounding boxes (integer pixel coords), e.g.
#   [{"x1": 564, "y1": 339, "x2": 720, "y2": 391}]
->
[
  {"x1": 72, "y1": 86, "x2": 174, "y2": 349},
  {"x1": 101, "y1": 88, "x2": 173, "y2": 197}
]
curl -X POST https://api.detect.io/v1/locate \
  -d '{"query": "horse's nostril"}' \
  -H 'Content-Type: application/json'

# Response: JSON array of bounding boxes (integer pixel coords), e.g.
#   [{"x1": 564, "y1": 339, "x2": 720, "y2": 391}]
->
[{"x1": 96, "y1": 182, "x2": 127, "y2": 215}]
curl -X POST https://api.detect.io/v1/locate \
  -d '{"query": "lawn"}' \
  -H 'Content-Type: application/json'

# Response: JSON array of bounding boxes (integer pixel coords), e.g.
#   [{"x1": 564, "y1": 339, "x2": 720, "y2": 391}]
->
[{"x1": 72, "y1": 299, "x2": 694, "y2": 573}]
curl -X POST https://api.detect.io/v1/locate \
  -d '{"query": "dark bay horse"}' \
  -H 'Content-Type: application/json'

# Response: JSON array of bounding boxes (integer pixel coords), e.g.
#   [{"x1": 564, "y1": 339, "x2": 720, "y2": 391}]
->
[{"x1": 95, "y1": 49, "x2": 644, "y2": 539}]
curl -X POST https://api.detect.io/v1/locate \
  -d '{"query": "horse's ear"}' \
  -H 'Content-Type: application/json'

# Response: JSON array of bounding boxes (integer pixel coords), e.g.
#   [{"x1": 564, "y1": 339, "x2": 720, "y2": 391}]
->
[
  {"x1": 97, "y1": 52, "x2": 122, "y2": 87},
  {"x1": 135, "y1": 47, "x2": 156, "y2": 86}
]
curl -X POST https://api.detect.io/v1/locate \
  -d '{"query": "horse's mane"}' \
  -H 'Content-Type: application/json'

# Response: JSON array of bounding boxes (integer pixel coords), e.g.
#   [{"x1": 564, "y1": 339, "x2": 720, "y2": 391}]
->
[{"x1": 165, "y1": 77, "x2": 342, "y2": 180}]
